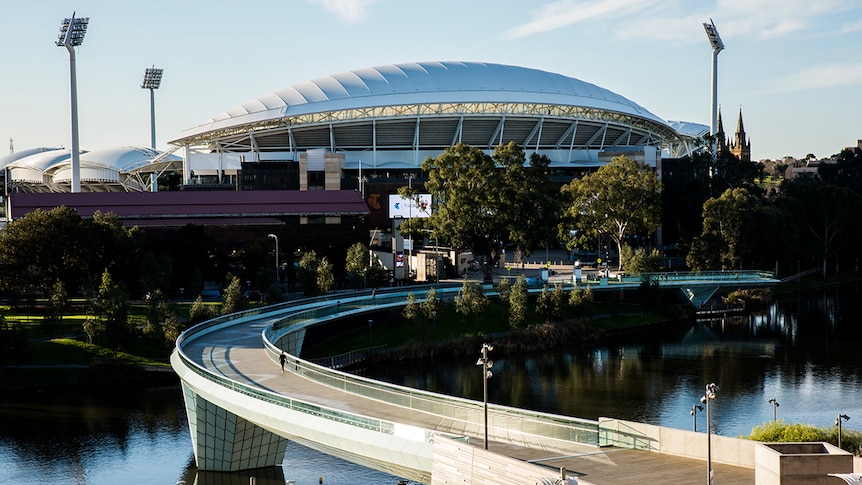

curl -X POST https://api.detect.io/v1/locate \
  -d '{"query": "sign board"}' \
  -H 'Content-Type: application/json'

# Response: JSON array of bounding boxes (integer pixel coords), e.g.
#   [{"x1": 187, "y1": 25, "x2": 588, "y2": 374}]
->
[{"x1": 388, "y1": 194, "x2": 431, "y2": 219}]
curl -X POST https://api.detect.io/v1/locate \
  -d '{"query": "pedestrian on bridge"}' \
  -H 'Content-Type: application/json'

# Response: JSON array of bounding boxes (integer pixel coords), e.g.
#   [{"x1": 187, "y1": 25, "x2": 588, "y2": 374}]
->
[{"x1": 279, "y1": 351, "x2": 286, "y2": 373}]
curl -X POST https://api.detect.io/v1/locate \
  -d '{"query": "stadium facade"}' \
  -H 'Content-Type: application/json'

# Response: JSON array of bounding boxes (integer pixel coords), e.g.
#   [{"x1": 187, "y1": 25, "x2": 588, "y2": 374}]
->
[
  {"x1": 2, "y1": 61, "x2": 707, "y2": 196},
  {"x1": 168, "y1": 61, "x2": 706, "y2": 189},
  {"x1": 1, "y1": 61, "x2": 708, "y2": 279}
]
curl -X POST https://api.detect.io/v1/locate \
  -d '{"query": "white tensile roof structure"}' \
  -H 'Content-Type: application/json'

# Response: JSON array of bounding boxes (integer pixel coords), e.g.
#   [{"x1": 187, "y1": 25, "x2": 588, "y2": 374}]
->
[
  {"x1": 0, "y1": 146, "x2": 181, "y2": 193},
  {"x1": 171, "y1": 61, "x2": 704, "y2": 169}
]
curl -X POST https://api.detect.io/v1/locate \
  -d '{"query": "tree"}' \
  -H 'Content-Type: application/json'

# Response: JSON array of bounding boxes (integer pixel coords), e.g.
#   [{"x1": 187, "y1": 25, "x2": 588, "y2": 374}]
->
[
  {"x1": 568, "y1": 286, "x2": 593, "y2": 317},
  {"x1": 620, "y1": 245, "x2": 662, "y2": 273},
  {"x1": 298, "y1": 251, "x2": 320, "y2": 296},
  {"x1": 420, "y1": 287, "x2": 441, "y2": 322},
  {"x1": 422, "y1": 143, "x2": 503, "y2": 282},
  {"x1": 508, "y1": 275, "x2": 528, "y2": 329},
  {"x1": 561, "y1": 156, "x2": 661, "y2": 270},
  {"x1": 495, "y1": 142, "x2": 559, "y2": 259},
  {"x1": 345, "y1": 242, "x2": 370, "y2": 289},
  {"x1": 189, "y1": 295, "x2": 215, "y2": 324},
  {"x1": 688, "y1": 187, "x2": 793, "y2": 271},
  {"x1": 144, "y1": 289, "x2": 169, "y2": 337},
  {"x1": 421, "y1": 142, "x2": 559, "y2": 282},
  {"x1": 454, "y1": 280, "x2": 488, "y2": 319},
  {"x1": 92, "y1": 269, "x2": 131, "y2": 351},
  {"x1": 221, "y1": 275, "x2": 244, "y2": 315},
  {"x1": 317, "y1": 257, "x2": 334, "y2": 295},
  {"x1": 45, "y1": 280, "x2": 68, "y2": 334},
  {"x1": 777, "y1": 178, "x2": 862, "y2": 276},
  {"x1": 402, "y1": 292, "x2": 420, "y2": 322}
]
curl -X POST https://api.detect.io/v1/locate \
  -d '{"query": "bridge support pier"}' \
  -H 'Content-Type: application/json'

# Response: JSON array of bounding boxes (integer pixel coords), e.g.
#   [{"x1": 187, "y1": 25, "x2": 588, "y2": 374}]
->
[{"x1": 182, "y1": 383, "x2": 287, "y2": 471}]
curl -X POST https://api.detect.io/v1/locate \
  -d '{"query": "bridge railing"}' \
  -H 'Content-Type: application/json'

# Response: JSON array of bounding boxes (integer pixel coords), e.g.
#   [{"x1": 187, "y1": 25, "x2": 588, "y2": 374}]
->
[
  {"x1": 262, "y1": 296, "x2": 600, "y2": 449},
  {"x1": 174, "y1": 346, "x2": 399, "y2": 436}
]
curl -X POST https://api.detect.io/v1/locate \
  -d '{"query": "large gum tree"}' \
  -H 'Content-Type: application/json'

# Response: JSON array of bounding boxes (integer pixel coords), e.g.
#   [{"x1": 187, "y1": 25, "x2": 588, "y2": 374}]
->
[
  {"x1": 561, "y1": 155, "x2": 661, "y2": 271},
  {"x1": 419, "y1": 142, "x2": 558, "y2": 282}
]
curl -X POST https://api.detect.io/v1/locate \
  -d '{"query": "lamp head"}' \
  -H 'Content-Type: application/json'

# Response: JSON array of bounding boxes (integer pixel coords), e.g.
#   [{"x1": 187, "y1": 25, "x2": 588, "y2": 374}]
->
[
  {"x1": 57, "y1": 12, "x2": 89, "y2": 48},
  {"x1": 703, "y1": 18, "x2": 724, "y2": 53},
  {"x1": 141, "y1": 66, "x2": 164, "y2": 90}
]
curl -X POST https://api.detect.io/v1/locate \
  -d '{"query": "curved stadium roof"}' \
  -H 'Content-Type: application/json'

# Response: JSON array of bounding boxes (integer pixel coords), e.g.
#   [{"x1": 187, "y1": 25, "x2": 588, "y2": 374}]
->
[
  {"x1": 4, "y1": 146, "x2": 181, "y2": 193},
  {"x1": 172, "y1": 61, "x2": 695, "y2": 160}
]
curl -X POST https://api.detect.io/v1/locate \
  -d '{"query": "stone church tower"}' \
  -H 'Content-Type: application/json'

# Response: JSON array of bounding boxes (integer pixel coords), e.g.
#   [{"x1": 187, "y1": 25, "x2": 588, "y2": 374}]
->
[{"x1": 715, "y1": 108, "x2": 751, "y2": 162}]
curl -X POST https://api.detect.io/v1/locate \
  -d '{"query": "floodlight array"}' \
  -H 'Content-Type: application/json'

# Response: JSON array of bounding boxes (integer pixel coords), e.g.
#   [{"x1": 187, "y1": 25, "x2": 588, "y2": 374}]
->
[
  {"x1": 142, "y1": 67, "x2": 164, "y2": 90},
  {"x1": 703, "y1": 18, "x2": 724, "y2": 52},
  {"x1": 56, "y1": 15, "x2": 89, "y2": 47}
]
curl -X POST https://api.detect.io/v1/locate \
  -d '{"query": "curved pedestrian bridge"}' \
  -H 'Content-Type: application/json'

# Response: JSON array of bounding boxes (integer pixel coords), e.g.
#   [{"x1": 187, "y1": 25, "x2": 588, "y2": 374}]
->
[{"x1": 171, "y1": 275, "x2": 773, "y2": 484}]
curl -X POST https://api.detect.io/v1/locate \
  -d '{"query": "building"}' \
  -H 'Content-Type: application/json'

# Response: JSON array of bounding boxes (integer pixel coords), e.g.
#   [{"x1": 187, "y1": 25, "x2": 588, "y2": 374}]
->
[{"x1": 715, "y1": 108, "x2": 751, "y2": 163}]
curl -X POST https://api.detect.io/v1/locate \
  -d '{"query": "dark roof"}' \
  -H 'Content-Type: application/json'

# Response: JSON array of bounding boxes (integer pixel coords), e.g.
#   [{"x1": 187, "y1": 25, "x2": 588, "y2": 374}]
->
[{"x1": 8, "y1": 190, "x2": 369, "y2": 227}]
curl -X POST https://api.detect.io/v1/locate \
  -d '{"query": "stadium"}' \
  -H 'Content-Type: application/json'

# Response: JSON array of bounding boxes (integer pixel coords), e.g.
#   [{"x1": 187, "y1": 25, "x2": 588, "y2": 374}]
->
[
  {"x1": 169, "y1": 60, "x2": 706, "y2": 186},
  {"x1": 2, "y1": 61, "x2": 707, "y2": 195},
  {"x1": 2, "y1": 61, "x2": 707, "y2": 278}
]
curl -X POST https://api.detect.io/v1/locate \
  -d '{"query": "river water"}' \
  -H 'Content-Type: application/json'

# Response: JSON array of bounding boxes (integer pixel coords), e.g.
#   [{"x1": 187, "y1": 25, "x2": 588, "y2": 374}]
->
[
  {"x1": 1, "y1": 283, "x2": 859, "y2": 484},
  {"x1": 361, "y1": 283, "x2": 862, "y2": 438}
]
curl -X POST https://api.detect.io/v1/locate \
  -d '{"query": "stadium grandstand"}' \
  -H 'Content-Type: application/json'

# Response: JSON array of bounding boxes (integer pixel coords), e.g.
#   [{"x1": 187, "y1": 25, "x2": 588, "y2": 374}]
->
[
  {"x1": 2, "y1": 61, "x2": 707, "y2": 195},
  {"x1": 1, "y1": 61, "x2": 707, "y2": 276},
  {"x1": 168, "y1": 61, "x2": 707, "y2": 188}
]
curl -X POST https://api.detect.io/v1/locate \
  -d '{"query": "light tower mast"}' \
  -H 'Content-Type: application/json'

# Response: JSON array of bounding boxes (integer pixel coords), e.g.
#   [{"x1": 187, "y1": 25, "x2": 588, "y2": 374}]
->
[
  {"x1": 56, "y1": 12, "x2": 90, "y2": 193},
  {"x1": 703, "y1": 18, "x2": 724, "y2": 163}
]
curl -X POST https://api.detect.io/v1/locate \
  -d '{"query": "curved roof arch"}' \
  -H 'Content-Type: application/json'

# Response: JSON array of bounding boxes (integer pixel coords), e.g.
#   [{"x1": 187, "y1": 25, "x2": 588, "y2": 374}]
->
[
  {"x1": 7, "y1": 146, "x2": 181, "y2": 193},
  {"x1": 175, "y1": 61, "x2": 672, "y2": 144}
]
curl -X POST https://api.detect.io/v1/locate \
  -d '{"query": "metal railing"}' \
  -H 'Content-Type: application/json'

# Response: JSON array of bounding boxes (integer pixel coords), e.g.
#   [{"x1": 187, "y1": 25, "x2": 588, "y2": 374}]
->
[
  {"x1": 261, "y1": 292, "x2": 601, "y2": 448},
  {"x1": 177, "y1": 269, "x2": 779, "y2": 453}
]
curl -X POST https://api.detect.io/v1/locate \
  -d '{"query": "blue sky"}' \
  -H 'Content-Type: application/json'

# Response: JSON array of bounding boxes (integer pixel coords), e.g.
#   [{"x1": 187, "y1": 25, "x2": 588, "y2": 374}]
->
[{"x1": 2, "y1": 0, "x2": 861, "y2": 161}]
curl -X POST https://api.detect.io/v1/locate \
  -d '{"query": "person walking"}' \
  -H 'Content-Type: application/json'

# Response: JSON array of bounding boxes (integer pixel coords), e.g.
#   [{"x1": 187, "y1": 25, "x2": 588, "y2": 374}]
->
[{"x1": 279, "y1": 351, "x2": 287, "y2": 373}]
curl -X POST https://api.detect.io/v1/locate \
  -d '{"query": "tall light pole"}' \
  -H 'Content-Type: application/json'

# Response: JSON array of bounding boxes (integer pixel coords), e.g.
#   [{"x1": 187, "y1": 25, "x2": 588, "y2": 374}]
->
[
  {"x1": 141, "y1": 66, "x2": 164, "y2": 150},
  {"x1": 836, "y1": 414, "x2": 850, "y2": 449},
  {"x1": 268, "y1": 234, "x2": 279, "y2": 288},
  {"x1": 703, "y1": 18, "x2": 724, "y2": 165},
  {"x1": 476, "y1": 343, "x2": 494, "y2": 450},
  {"x1": 701, "y1": 383, "x2": 719, "y2": 485},
  {"x1": 769, "y1": 398, "x2": 779, "y2": 422},
  {"x1": 691, "y1": 403, "x2": 704, "y2": 432},
  {"x1": 56, "y1": 12, "x2": 89, "y2": 193},
  {"x1": 404, "y1": 173, "x2": 415, "y2": 281}
]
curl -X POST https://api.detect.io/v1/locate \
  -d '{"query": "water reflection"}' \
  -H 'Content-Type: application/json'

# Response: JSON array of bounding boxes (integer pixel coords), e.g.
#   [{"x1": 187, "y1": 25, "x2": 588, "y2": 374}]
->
[
  {"x1": 361, "y1": 283, "x2": 862, "y2": 438},
  {"x1": 0, "y1": 385, "x2": 192, "y2": 485},
  {"x1": 0, "y1": 384, "x2": 406, "y2": 484}
]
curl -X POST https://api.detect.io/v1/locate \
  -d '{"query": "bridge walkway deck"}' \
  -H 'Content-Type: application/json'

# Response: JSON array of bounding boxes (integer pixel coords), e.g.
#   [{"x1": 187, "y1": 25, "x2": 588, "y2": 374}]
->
[{"x1": 184, "y1": 315, "x2": 755, "y2": 485}]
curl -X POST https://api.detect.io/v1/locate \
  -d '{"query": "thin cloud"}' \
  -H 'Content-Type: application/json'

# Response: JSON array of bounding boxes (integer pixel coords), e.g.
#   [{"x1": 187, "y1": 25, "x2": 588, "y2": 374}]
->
[
  {"x1": 504, "y1": 0, "x2": 658, "y2": 40},
  {"x1": 769, "y1": 62, "x2": 862, "y2": 94},
  {"x1": 308, "y1": 0, "x2": 377, "y2": 23},
  {"x1": 504, "y1": 0, "x2": 861, "y2": 43}
]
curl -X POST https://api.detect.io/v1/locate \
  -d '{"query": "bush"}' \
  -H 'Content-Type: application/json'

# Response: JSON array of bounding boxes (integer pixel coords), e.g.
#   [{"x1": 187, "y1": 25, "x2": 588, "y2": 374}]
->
[{"x1": 744, "y1": 420, "x2": 862, "y2": 455}]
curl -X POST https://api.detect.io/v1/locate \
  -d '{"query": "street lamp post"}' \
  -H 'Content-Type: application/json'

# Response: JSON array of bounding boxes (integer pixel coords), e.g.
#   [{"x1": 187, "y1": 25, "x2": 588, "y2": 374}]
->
[
  {"x1": 769, "y1": 398, "x2": 780, "y2": 422},
  {"x1": 701, "y1": 383, "x2": 718, "y2": 485},
  {"x1": 476, "y1": 343, "x2": 494, "y2": 450},
  {"x1": 268, "y1": 234, "x2": 279, "y2": 289},
  {"x1": 691, "y1": 404, "x2": 704, "y2": 432},
  {"x1": 836, "y1": 414, "x2": 850, "y2": 449},
  {"x1": 56, "y1": 12, "x2": 90, "y2": 194}
]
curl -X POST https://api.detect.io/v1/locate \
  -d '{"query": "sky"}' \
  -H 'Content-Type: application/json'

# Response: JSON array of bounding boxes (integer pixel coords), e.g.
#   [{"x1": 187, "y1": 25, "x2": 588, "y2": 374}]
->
[{"x1": 1, "y1": 0, "x2": 861, "y2": 162}]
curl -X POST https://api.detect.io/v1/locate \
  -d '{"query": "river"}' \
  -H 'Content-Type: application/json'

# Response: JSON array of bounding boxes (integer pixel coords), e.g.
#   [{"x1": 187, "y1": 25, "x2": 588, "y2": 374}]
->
[
  {"x1": 361, "y1": 283, "x2": 862, "y2": 437},
  {"x1": 0, "y1": 283, "x2": 859, "y2": 483}
]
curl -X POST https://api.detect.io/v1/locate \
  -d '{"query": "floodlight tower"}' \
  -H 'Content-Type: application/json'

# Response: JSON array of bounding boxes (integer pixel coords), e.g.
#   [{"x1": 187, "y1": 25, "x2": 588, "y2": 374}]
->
[
  {"x1": 56, "y1": 12, "x2": 89, "y2": 193},
  {"x1": 703, "y1": 18, "x2": 724, "y2": 161},
  {"x1": 141, "y1": 66, "x2": 164, "y2": 149}
]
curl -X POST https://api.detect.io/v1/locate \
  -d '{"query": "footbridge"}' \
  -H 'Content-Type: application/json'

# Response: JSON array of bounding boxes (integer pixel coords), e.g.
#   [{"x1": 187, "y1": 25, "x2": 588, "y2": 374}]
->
[{"x1": 171, "y1": 272, "x2": 776, "y2": 484}]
